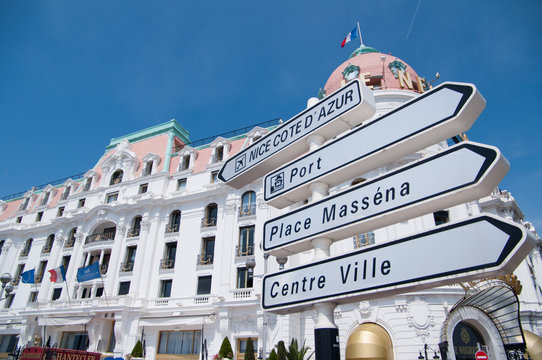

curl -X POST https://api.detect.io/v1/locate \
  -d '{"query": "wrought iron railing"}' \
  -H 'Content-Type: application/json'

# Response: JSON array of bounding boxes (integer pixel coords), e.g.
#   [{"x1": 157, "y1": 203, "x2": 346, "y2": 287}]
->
[
  {"x1": 160, "y1": 258, "x2": 175, "y2": 269},
  {"x1": 11, "y1": 277, "x2": 20, "y2": 286},
  {"x1": 85, "y1": 231, "x2": 115, "y2": 244},
  {"x1": 238, "y1": 204, "x2": 256, "y2": 217},
  {"x1": 42, "y1": 245, "x2": 52, "y2": 254},
  {"x1": 64, "y1": 239, "x2": 75, "y2": 248},
  {"x1": 120, "y1": 262, "x2": 133, "y2": 272},
  {"x1": 197, "y1": 254, "x2": 213, "y2": 265},
  {"x1": 127, "y1": 228, "x2": 141, "y2": 237},
  {"x1": 35, "y1": 274, "x2": 43, "y2": 283},
  {"x1": 235, "y1": 245, "x2": 254, "y2": 257},
  {"x1": 20, "y1": 249, "x2": 30, "y2": 257},
  {"x1": 165, "y1": 224, "x2": 179, "y2": 233},
  {"x1": 201, "y1": 217, "x2": 217, "y2": 228}
]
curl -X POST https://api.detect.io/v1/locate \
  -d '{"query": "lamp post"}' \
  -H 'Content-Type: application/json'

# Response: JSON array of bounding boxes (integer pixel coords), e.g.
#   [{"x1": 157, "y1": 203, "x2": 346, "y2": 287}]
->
[
  {"x1": 418, "y1": 344, "x2": 440, "y2": 360},
  {"x1": 0, "y1": 273, "x2": 13, "y2": 300}
]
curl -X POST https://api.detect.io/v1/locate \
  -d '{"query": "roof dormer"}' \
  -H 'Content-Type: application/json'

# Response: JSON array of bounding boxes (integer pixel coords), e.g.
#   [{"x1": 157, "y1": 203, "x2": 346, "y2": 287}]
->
[
  {"x1": 18, "y1": 189, "x2": 38, "y2": 212},
  {"x1": 208, "y1": 137, "x2": 230, "y2": 166},
  {"x1": 37, "y1": 185, "x2": 57, "y2": 208},
  {"x1": 176, "y1": 146, "x2": 198, "y2": 173},
  {"x1": 100, "y1": 139, "x2": 139, "y2": 187},
  {"x1": 141, "y1": 153, "x2": 161, "y2": 177},
  {"x1": 80, "y1": 170, "x2": 100, "y2": 193},
  {"x1": 246, "y1": 126, "x2": 270, "y2": 145}
]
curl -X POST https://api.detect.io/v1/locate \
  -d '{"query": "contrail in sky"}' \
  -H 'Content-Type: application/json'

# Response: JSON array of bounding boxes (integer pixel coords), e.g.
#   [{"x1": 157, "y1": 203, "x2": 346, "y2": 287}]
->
[{"x1": 406, "y1": 0, "x2": 422, "y2": 40}]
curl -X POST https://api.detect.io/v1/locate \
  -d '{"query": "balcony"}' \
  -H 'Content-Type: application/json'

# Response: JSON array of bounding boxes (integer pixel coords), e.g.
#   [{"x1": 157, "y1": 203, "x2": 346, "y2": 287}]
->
[
  {"x1": 238, "y1": 204, "x2": 256, "y2": 217},
  {"x1": 235, "y1": 245, "x2": 254, "y2": 257},
  {"x1": 232, "y1": 288, "x2": 254, "y2": 299},
  {"x1": 160, "y1": 258, "x2": 175, "y2": 270},
  {"x1": 165, "y1": 224, "x2": 179, "y2": 234},
  {"x1": 126, "y1": 228, "x2": 141, "y2": 238},
  {"x1": 120, "y1": 262, "x2": 133, "y2": 272},
  {"x1": 42, "y1": 245, "x2": 52, "y2": 254},
  {"x1": 85, "y1": 231, "x2": 115, "y2": 245},
  {"x1": 64, "y1": 239, "x2": 75, "y2": 248},
  {"x1": 201, "y1": 218, "x2": 217, "y2": 228},
  {"x1": 196, "y1": 254, "x2": 213, "y2": 265}
]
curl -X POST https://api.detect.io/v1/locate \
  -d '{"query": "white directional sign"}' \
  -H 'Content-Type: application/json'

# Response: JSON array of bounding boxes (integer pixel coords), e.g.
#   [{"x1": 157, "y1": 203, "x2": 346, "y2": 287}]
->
[
  {"x1": 262, "y1": 214, "x2": 536, "y2": 312},
  {"x1": 218, "y1": 79, "x2": 376, "y2": 188},
  {"x1": 264, "y1": 82, "x2": 486, "y2": 208},
  {"x1": 263, "y1": 142, "x2": 509, "y2": 257}
]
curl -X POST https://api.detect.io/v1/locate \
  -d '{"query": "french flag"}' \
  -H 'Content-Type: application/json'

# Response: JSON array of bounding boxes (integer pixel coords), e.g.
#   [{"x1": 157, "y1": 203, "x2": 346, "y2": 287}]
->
[
  {"x1": 341, "y1": 27, "x2": 357, "y2": 48},
  {"x1": 49, "y1": 265, "x2": 66, "y2": 282}
]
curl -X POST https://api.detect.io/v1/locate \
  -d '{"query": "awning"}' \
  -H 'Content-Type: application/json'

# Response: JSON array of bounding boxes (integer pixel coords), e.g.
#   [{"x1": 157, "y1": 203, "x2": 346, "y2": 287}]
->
[
  {"x1": 138, "y1": 316, "x2": 205, "y2": 327},
  {"x1": 38, "y1": 316, "x2": 92, "y2": 326}
]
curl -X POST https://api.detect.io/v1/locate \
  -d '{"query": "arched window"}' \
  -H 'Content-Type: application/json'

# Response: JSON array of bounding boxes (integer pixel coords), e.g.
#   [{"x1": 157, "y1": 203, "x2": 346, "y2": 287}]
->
[
  {"x1": 110, "y1": 170, "x2": 124, "y2": 185},
  {"x1": 166, "y1": 211, "x2": 181, "y2": 233},
  {"x1": 202, "y1": 204, "x2": 218, "y2": 227},
  {"x1": 129, "y1": 216, "x2": 142, "y2": 237},
  {"x1": 21, "y1": 238, "x2": 33, "y2": 256},
  {"x1": 0, "y1": 240, "x2": 4, "y2": 255},
  {"x1": 43, "y1": 234, "x2": 55, "y2": 253},
  {"x1": 240, "y1": 191, "x2": 256, "y2": 217},
  {"x1": 66, "y1": 228, "x2": 77, "y2": 248}
]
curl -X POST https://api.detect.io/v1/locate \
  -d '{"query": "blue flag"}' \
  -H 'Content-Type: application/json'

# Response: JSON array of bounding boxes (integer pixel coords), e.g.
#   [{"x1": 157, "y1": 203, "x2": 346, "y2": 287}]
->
[
  {"x1": 21, "y1": 269, "x2": 35, "y2": 284},
  {"x1": 77, "y1": 262, "x2": 101, "y2": 282}
]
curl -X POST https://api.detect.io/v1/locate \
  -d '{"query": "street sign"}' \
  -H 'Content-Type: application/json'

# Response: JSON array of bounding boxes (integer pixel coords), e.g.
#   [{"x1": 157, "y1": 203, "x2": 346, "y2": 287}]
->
[
  {"x1": 218, "y1": 79, "x2": 375, "y2": 188},
  {"x1": 264, "y1": 82, "x2": 486, "y2": 208},
  {"x1": 475, "y1": 351, "x2": 489, "y2": 360},
  {"x1": 262, "y1": 214, "x2": 536, "y2": 312},
  {"x1": 263, "y1": 142, "x2": 509, "y2": 257}
]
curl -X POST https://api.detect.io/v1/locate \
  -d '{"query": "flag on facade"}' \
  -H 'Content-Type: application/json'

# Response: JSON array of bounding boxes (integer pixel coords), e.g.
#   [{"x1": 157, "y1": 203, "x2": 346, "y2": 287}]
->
[
  {"x1": 77, "y1": 262, "x2": 101, "y2": 282},
  {"x1": 21, "y1": 269, "x2": 35, "y2": 284},
  {"x1": 341, "y1": 26, "x2": 357, "y2": 48},
  {"x1": 48, "y1": 265, "x2": 66, "y2": 283}
]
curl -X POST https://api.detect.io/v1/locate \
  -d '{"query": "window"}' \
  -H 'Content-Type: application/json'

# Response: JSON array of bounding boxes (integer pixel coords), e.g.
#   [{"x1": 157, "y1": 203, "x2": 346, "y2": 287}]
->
[
  {"x1": 78, "y1": 198, "x2": 86, "y2": 208},
  {"x1": 161, "y1": 242, "x2": 177, "y2": 269},
  {"x1": 61, "y1": 186, "x2": 71, "y2": 200},
  {"x1": 52, "y1": 288, "x2": 62, "y2": 301},
  {"x1": 202, "y1": 203, "x2": 217, "y2": 227},
  {"x1": 199, "y1": 237, "x2": 214, "y2": 265},
  {"x1": 118, "y1": 281, "x2": 130, "y2": 295},
  {"x1": 96, "y1": 287, "x2": 104, "y2": 297},
  {"x1": 101, "y1": 252, "x2": 111, "y2": 274},
  {"x1": 106, "y1": 192, "x2": 119, "y2": 203},
  {"x1": 43, "y1": 234, "x2": 54, "y2": 254},
  {"x1": 237, "y1": 338, "x2": 258, "y2": 360},
  {"x1": 40, "y1": 192, "x2": 50, "y2": 206},
  {"x1": 13, "y1": 264, "x2": 25, "y2": 285},
  {"x1": 36, "y1": 260, "x2": 48, "y2": 283},
  {"x1": 160, "y1": 279, "x2": 172, "y2": 298},
  {"x1": 158, "y1": 330, "x2": 201, "y2": 355},
  {"x1": 66, "y1": 228, "x2": 77, "y2": 248},
  {"x1": 21, "y1": 238, "x2": 33, "y2": 257},
  {"x1": 81, "y1": 287, "x2": 91, "y2": 299},
  {"x1": 166, "y1": 210, "x2": 181, "y2": 233},
  {"x1": 0, "y1": 240, "x2": 4, "y2": 255},
  {"x1": 139, "y1": 183, "x2": 148, "y2": 194},
  {"x1": 213, "y1": 146, "x2": 224, "y2": 162},
  {"x1": 197, "y1": 276, "x2": 212, "y2": 295},
  {"x1": 180, "y1": 155, "x2": 190, "y2": 170},
  {"x1": 0, "y1": 335, "x2": 19, "y2": 354},
  {"x1": 20, "y1": 197, "x2": 30, "y2": 211},
  {"x1": 110, "y1": 170, "x2": 123, "y2": 185},
  {"x1": 36, "y1": 211, "x2": 43, "y2": 222},
  {"x1": 3, "y1": 294, "x2": 14, "y2": 308},
  {"x1": 28, "y1": 291, "x2": 38, "y2": 303},
  {"x1": 142, "y1": 161, "x2": 153, "y2": 176},
  {"x1": 128, "y1": 216, "x2": 142, "y2": 237},
  {"x1": 62, "y1": 255, "x2": 71, "y2": 271},
  {"x1": 237, "y1": 268, "x2": 253, "y2": 289},
  {"x1": 177, "y1": 178, "x2": 187, "y2": 191},
  {"x1": 240, "y1": 191, "x2": 256, "y2": 217},
  {"x1": 60, "y1": 331, "x2": 88, "y2": 350},
  {"x1": 121, "y1": 246, "x2": 136, "y2": 272},
  {"x1": 434, "y1": 210, "x2": 450, "y2": 225},
  {"x1": 237, "y1": 226, "x2": 254, "y2": 257},
  {"x1": 210, "y1": 171, "x2": 219, "y2": 183},
  {"x1": 57, "y1": 207, "x2": 65, "y2": 217},
  {"x1": 83, "y1": 178, "x2": 92, "y2": 192},
  {"x1": 16, "y1": 216, "x2": 22, "y2": 223}
]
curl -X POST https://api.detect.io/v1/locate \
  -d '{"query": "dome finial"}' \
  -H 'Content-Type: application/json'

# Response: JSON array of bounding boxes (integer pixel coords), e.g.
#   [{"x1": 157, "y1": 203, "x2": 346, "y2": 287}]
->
[{"x1": 350, "y1": 44, "x2": 379, "y2": 59}]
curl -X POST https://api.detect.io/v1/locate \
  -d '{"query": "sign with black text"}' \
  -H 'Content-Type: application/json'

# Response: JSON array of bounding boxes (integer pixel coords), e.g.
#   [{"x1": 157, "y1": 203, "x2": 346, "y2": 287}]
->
[
  {"x1": 264, "y1": 82, "x2": 486, "y2": 208},
  {"x1": 218, "y1": 79, "x2": 375, "y2": 188},
  {"x1": 263, "y1": 142, "x2": 509, "y2": 257},
  {"x1": 262, "y1": 214, "x2": 535, "y2": 312}
]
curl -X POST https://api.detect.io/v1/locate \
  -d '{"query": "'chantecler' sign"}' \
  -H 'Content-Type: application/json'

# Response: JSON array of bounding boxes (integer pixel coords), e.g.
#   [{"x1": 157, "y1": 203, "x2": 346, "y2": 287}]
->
[{"x1": 218, "y1": 79, "x2": 376, "y2": 188}]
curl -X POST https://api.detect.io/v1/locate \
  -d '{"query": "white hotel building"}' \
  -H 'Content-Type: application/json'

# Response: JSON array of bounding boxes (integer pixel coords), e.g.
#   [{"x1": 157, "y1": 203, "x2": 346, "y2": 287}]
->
[{"x1": 0, "y1": 45, "x2": 541, "y2": 360}]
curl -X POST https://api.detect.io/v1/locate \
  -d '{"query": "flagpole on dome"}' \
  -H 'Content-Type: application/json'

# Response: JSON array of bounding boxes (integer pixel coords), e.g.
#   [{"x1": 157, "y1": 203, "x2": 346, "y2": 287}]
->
[{"x1": 357, "y1": 22, "x2": 363, "y2": 46}]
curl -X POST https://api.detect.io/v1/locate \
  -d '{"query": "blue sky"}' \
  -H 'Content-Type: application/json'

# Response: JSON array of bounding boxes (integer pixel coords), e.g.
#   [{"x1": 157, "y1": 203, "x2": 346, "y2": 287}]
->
[{"x1": 1, "y1": 1, "x2": 541, "y2": 230}]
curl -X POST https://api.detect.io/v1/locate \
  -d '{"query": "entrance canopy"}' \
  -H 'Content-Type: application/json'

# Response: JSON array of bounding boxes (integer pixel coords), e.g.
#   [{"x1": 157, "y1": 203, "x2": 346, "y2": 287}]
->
[{"x1": 38, "y1": 316, "x2": 92, "y2": 326}]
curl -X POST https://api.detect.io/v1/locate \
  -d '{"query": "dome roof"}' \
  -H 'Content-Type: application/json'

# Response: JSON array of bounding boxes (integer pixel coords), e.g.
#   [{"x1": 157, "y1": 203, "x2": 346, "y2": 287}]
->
[{"x1": 324, "y1": 45, "x2": 424, "y2": 95}]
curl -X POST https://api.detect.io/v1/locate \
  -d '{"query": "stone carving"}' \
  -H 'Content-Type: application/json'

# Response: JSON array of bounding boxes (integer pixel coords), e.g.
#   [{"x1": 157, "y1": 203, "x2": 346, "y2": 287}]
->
[
  {"x1": 358, "y1": 301, "x2": 373, "y2": 318},
  {"x1": 407, "y1": 297, "x2": 434, "y2": 339}
]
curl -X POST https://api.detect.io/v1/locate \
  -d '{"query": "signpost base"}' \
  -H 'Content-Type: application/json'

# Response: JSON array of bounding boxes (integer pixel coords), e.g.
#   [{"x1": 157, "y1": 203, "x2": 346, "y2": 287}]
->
[{"x1": 314, "y1": 328, "x2": 340, "y2": 360}]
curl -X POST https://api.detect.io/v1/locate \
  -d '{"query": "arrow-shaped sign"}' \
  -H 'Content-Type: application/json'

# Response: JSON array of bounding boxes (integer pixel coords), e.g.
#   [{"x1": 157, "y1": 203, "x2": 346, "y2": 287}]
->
[
  {"x1": 218, "y1": 79, "x2": 376, "y2": 188},
  {"x1": 264, "y1": 82, "x2": 486, "y2": 208},
  {"x1": 262, "y1": 214, "x2": 536, "y2": 312},
  {"x1": 263, "y1": 142, "x2": 509, "y2": 257}
]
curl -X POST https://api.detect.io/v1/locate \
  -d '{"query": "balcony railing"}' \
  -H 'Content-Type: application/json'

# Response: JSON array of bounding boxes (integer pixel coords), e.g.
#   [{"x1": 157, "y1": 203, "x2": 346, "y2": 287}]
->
[
  {"x1": 42, "y1": 245, "x2": 52, "y2": 254},
  {"x1": 196, "y1": 254, "x2": 213, "y2": 265},
  {"x1": 194, "y1": 296, "x2": 209, "y2": 304},
  {"x1": 235, "y1": 245, "x2": 254, "y2": 257},
  {"x1": 232, "y1": 289, "x2": 253, "y2": 299},
  {"x1": 35, "y1": 274, "x2": 43, "y2": 284},
  {"x1": 65, "y1": 239, "x2": 75, "y2": 248},
  {"x1": 20, "y1": 249, "x2": 30, "y2": 257},
  {"x1": 126, "y1": 228, "x2": 141, "y2": 237},
  {"x1": 238, "y1": 204, "x2": 256, "y2": 217},
  {"x1": 100, "y1": 264, "x2": 109, "y2": 275},
  {"x1": 160, "y1": 258, "x2": 175, "y2": 269},
  {"x1": 11, "y1": 277, "x2": 20, "y2": 286},
  {"x1": 85, "y1": 231, "x2": 115, "y2": 244},
  {"x1": 201, "y1": 217, "x2": 217, "y2": 228},
  {"x1": 120, "y1": 262, "x2": 133, "y2": 272},
  {"x1": 165, "y1": 224, "x2": 179, "y2": 234}
]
